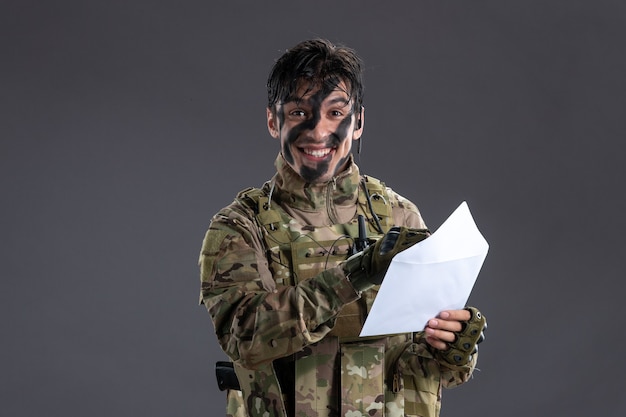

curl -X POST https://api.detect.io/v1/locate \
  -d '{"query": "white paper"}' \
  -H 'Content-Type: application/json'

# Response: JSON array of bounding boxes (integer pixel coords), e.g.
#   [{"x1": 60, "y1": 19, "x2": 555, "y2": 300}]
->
[{"x1": 359, "y1": 201, "x2": 489, "y2": 337}]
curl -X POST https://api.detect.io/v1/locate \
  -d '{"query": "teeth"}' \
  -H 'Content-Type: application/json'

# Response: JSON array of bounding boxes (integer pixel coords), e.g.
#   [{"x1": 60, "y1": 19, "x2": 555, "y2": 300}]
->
[{"x1": 303, "y1": 148, "x2": 331, "y2": 157}]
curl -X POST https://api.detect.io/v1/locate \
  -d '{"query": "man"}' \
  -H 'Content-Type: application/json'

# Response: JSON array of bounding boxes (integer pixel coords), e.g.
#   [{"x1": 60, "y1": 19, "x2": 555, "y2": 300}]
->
[{"x1": 199, "y1": 39, "x2": 486, "y2": 417}]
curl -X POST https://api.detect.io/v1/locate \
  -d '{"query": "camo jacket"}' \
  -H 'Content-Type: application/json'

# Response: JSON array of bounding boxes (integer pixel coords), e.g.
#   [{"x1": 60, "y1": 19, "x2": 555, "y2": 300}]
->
[{"x1": 199, "y1": 153, "x2": 477, "y2": 417}]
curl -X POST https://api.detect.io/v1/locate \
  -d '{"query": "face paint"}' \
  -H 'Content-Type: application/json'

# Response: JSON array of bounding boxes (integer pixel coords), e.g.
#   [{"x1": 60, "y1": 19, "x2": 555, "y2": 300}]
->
[
  {"x1": 273, "y1": 80, "x2": 359, "y2": 184},
  {"x1": 298, "y1": 110, "x2": 353, "y2": 183}
]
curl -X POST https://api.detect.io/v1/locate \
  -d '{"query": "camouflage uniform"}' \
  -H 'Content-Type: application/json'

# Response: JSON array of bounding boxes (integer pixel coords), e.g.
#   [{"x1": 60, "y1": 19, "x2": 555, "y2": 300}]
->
[{"x1": 199, "y1": 154, "x2": 477, "y2": 417}]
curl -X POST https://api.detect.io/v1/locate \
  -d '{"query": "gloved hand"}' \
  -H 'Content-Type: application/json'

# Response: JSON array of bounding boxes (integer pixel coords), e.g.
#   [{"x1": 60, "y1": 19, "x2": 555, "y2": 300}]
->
[
  {"x1": 437, "y1": 306, "x2": 487, "y2": 366},
  {"x1": 343, "y1": 226, "x2": 430, "y2": 292}
]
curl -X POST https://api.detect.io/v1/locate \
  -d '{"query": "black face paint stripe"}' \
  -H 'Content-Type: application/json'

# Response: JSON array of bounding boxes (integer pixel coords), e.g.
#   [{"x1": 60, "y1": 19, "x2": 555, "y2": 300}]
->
[
  {"x1": 334, "y1": 112, "x2": 353, "y2": 144},
  {"x1": 283, "y1": 89, "x2": 324, "y2": 162},
  {"x1": 275, "y1": 106, "x2": 295, "y2": 165},
  {"x1": 300, "y1": 160, "x2": 330, "y2": 183}
]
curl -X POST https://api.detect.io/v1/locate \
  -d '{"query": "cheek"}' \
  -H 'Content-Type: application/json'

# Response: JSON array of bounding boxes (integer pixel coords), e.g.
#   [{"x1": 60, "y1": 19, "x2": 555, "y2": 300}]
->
[
  {"x1": 275, "y1": 107, "x2": 285, "y2": 127},
  {"x1": 276, "y1": 109, "x2": 295, "y2": 164},
  {"x1": 281, "y1": 129, "x2": 295, "y2": 164},
  {"x1": 332, "y1": 117, "x2": 355, "y2": 167},
  {"x1": 334, "y1": 115, "x2": 354, "y2": 143},
  {"x1": 282, "y1": 121, "x2": 313, "y2": 164}
]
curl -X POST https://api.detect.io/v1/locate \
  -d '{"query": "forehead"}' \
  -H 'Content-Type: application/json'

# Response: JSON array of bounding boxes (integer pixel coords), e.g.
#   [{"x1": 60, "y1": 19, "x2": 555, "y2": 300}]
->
[{"x1": 283, "y1": 79, "x2": 351, "y2": 104}]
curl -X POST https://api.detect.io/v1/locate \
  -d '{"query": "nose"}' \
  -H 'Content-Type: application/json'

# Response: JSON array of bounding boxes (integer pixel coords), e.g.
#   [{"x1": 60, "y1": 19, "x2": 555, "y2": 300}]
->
[{"x1": 309, "y1": 115, "x2": 334, "y2": 141}]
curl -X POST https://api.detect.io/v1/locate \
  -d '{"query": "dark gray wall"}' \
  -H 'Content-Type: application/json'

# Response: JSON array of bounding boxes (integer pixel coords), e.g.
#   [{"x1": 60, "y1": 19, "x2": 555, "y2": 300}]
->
[{"x1": 2, "y1": 1, "x2": 625, "y2": 416}]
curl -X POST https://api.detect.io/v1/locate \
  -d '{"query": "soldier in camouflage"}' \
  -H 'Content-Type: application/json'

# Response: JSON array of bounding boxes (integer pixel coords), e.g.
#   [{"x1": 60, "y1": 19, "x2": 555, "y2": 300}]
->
[{"x1": 199, "y1": 39, "x2": 487, "y2": 417}]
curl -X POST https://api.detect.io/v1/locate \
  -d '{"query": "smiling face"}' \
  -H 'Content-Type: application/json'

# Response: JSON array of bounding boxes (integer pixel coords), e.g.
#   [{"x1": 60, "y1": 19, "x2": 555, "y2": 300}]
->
[{"x1": 267, "y1": 80, "x2": 364, "y2": 184}]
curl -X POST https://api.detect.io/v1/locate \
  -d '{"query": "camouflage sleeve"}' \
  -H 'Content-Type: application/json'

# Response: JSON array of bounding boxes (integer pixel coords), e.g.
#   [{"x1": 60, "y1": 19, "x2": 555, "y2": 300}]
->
[
  {"x1": 199, "y1": 203, "x2": 361, "y2": 370},
  {"x1": 408, "y1": 333, "x2": 477, "y2": 388},
  {"x1": 386, "y1": 334, "x2": 476, "y2": 401}
]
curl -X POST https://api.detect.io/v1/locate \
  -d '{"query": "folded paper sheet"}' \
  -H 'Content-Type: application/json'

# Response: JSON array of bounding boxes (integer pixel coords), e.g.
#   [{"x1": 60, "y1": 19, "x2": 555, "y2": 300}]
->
[{"x1": 359, "y1": 201, "x2": 489, "y2": 337}]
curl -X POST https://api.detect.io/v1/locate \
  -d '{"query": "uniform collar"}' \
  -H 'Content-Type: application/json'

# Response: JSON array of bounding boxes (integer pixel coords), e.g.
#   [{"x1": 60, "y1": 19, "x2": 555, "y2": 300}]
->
[{"x1": 271, "y1": 153, "x2": 361, "y2": 211}]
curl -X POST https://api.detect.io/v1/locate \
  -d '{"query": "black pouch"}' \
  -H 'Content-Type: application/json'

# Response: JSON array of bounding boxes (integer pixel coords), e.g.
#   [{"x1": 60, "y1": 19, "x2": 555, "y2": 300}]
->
[{"x1": 215, "y1": 361, "x2": 241, "y2": 391}]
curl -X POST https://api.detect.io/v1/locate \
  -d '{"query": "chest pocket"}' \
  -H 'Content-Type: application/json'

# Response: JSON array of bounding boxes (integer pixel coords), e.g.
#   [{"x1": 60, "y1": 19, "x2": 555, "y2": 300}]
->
[{"x1": 289, "y1": 237, "x2": 352, "y2": 282}]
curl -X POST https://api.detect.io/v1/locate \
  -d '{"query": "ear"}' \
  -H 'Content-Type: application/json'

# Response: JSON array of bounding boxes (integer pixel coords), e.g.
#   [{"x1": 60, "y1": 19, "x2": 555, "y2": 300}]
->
[
  {"x1": 266, "y1": 107, "x2": 279, "y2": 139},
  {"x1": 352, "y1": 106, "x2": 364, "y2": 140}
]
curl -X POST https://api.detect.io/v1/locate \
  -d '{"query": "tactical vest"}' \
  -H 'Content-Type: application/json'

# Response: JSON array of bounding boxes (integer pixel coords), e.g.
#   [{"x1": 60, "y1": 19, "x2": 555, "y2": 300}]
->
[
  {"x1": 228, "y1": 176, "x2": 422, "y2": 417},
  {"x1": 237, "y1": 175, "x2": 394, "y2": 336},
  {"x1": 237, "y1": 172, "x2": 393, "y2": 285}
]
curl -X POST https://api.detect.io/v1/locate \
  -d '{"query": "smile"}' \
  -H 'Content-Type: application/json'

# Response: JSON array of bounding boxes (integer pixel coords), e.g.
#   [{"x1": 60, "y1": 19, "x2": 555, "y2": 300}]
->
[{"x1": 302, "y1": 148, "x2": 334, "y2": 158}]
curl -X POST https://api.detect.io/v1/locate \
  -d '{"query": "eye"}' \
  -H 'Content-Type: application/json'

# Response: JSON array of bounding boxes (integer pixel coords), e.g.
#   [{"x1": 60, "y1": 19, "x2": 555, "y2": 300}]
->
[
  {"x1": 329, "y1": 110, "x2": 343, "y2": 117},
  {"x1": 290, "y1": 109, "x2": 306, "y2": 117}
]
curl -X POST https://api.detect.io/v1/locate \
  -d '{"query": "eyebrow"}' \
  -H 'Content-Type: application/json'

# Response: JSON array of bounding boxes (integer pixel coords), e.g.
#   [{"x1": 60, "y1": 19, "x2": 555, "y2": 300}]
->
[
  {"x1": 326, "y1": 97, "x2": 350, "y2": 106},
  {"x1": 281, "y1": 96, "x2": 351, "y2": 108}
]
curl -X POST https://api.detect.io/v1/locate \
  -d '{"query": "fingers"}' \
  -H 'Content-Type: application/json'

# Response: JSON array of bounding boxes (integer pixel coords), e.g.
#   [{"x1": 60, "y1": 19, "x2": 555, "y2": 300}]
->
[
  {"x1": 426, "y1": 310, "x2": 468, "y2": 333},
  {"x1": 424, "y1": 328, "x2": 453, "y2": 350},
  {"x1": 424, "y1": 323, "x2": 456, "y2": 351},
  {"x1": 425, "y1": 335, "x2": 449, "y2": 351},
  {"x1": 438, "y1": 309, "x2": 471, "y2": 322},
  {"x1": 423, "y1": 309, "x2": 471, "y2": 351}
]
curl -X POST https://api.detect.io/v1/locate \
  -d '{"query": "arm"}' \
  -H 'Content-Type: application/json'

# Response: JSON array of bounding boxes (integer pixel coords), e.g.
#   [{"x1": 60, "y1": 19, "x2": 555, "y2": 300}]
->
[
  {"x1": 390, "y1": 308, "x2": 486, "y2": 389},
  {"x1": 385, "y1": 189, "x2": 486, "y2": 386},
  {"x1": 200, "y1": 204, "x2": 360, "y2": 369},
  {"x1": 386, "y1": 332, "x2": 476, "y2": 402}
]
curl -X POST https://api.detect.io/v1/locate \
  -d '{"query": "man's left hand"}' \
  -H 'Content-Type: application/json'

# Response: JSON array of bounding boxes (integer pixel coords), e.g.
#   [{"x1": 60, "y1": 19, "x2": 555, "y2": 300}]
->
[
  {"x1": 424, "y1": 307, "x2": 487, "y2": 365},
  {"x1": 424, "y1": 309, "x2": 470, "y2": 350}
]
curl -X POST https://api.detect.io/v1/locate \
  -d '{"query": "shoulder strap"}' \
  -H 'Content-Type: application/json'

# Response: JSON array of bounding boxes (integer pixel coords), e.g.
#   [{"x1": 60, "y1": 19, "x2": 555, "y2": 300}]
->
[
  {"x1": 236, "y1": 187, "x2": 295, "y2": 286},
  {"x1": 359, "y1": 175, "x2": 394, "y2": 234},
  {"x1": 238, "y1": 187, "x2": 282, "y2": 229}
]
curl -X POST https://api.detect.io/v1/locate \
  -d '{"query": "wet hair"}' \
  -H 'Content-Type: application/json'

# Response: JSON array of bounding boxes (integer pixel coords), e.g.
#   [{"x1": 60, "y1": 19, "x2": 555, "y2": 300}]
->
[{"x1": 266, "y1": 39, "x2": 364, "y2": 113}]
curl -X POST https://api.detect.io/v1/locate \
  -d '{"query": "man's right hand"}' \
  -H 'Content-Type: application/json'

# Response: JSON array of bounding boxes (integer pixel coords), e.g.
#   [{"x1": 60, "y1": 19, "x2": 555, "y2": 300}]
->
[{"x1": 343, "y1": 226, "x2": 429, "y2": 292}]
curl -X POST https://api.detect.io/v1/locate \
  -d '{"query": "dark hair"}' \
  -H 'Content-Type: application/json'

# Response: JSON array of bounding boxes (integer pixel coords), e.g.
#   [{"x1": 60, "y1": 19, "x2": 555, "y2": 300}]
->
[{"x1": 266, "y1": 39, "x2": 364, "y2": 112}]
